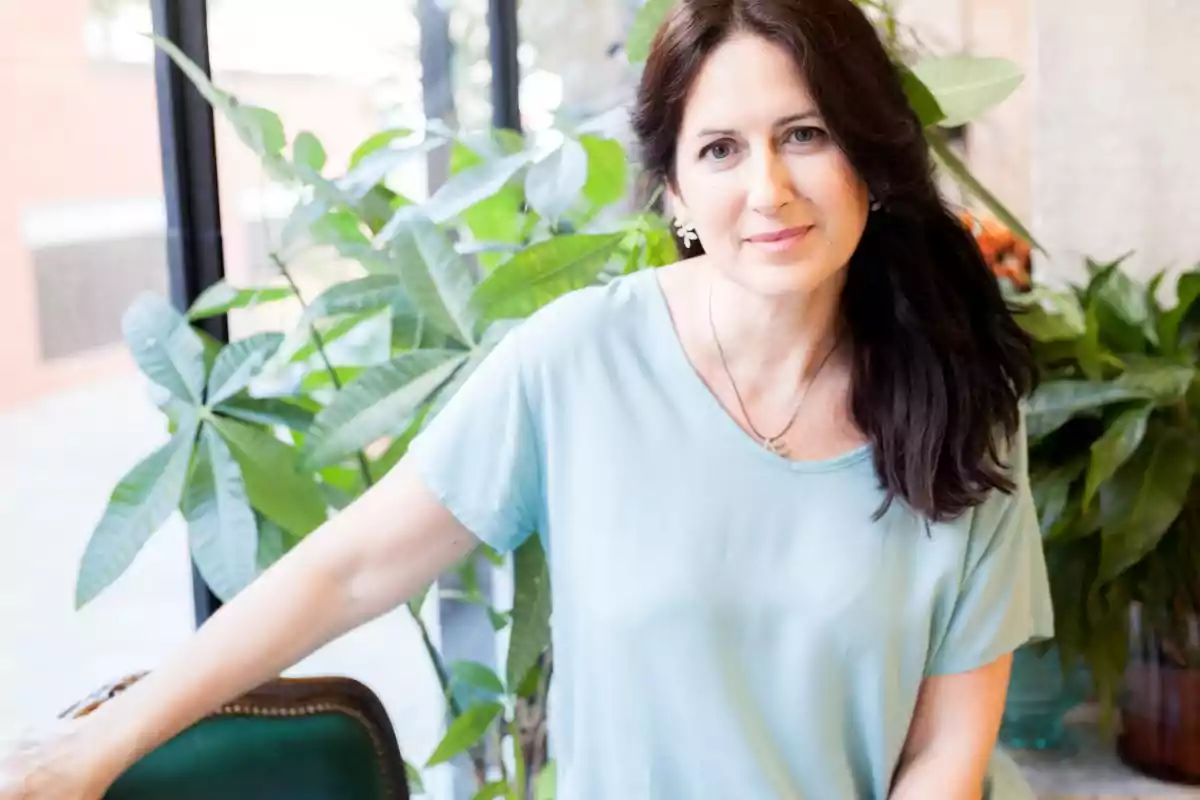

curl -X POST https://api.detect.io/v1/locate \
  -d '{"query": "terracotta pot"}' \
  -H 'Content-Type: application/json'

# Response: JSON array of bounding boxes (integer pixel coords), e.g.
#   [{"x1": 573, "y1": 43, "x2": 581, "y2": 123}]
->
[{"x1": 1118, "y1": 607, "x2": 1200, "y2": 784}]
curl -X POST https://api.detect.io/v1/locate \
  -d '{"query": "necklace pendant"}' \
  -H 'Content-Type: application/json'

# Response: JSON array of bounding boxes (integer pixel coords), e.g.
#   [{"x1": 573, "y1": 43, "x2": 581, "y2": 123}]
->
[{"x1": 764, "y1": 436, "x2": 788, "y2": 457}]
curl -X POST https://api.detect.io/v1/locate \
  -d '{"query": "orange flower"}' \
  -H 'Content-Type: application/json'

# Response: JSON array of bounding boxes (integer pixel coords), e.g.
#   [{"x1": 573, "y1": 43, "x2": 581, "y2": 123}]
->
[{"x1": 959, "y1": 210, "x2": 1032, "y2": 291}]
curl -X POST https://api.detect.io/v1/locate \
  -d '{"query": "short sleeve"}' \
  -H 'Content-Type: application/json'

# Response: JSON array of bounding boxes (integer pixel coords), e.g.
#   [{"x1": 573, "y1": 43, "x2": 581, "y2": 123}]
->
[
  {"x1": 404, "y1": 325, "x2": 542, "y2": 555},
  {"x1": 927, "y1": 423, "x2": 1054, "y2": 675}
]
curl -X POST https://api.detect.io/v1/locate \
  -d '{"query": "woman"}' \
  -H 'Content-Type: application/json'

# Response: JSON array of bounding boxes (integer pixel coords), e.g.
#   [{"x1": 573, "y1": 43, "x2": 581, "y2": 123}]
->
[{"x1": 2, "y1": 0, "x2": 1052, "y2": 797}]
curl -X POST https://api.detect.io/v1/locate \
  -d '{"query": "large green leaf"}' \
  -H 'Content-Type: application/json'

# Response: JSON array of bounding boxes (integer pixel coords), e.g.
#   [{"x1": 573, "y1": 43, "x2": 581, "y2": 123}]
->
[
  {"x1": 151, "y1": 34, "x2": 230, "y2": 113},
  {"x1": 1025, "y1": 380, "x2": 1150, "y2": 439},
  {"x1": 213, "y1": 396, "x2": 316, "y2": 433},
  {"x1": 445, "y1": 136, "x2": 529, "y2": 251},
  {"x1": 425, "y1": 701, "x2": 504, "y2": 767},
  {"x1": 300, "y1": 367, "x2": 367, "y2": 394},
  {"x1": 926, "y1": 130, "x2": 1043, "y2": 253},
  {"x1": 341, "y1": 137, "x2": 442, "y2": 202},
  {"x1": 474, "y1": 234, "x2": 624, "y2": 320},
  {"x1": 188, "y1": 282, "x2": 294, "y2": 321},
  {"x1": 123, "y1": 293, "x2": 207, "y2": 405},
  {"x1": 580, "y1": 135, "x2": 628, "y2": 209},
  {"x1": 349, "y1": 128, "x2": 414, "y2": 169},
  {"x1": 412, "y1": 219, "x2": 480, "y2": 344},
  {"x1": 1009, "y1": 288, "x2": 1086, "y2": 343},
  {"x1": 293, "y1": 307, "x2": 394, "y2": 371},
  {"x1": 293, "y1": 131, "x2": 327, "y2": 173},
  {"x1": 234, "y1": 105, "x2": 287, "y2": 158},
  {"x1": 535, "y1": 762, "x2": 557, "y2": 800},
  {"x1": 404, "y1": 761, "x2": 425, "y2": 796},
  {"x1": 279, "y1": 198, "x2": 336, "y2": 254},
  {"x1": 644, "y1": 227, "x2": 679, "y2": 267},
  {"x1": 420, "y1": 151, "x2": 531, "y2": 225},
  {"x1": 507, "y1": 535, "x2": 551, "y2": 691},
  {"x1": 1115, "y1": 364, "x2": 1196, "y2": 404},
  {"x1": 1098, "y1": 432, "x2": 1198, "y2": 581},
  {"x1": 450, "y1": 660, "x2": 506, "y2": 700},
  {"x1": 278, "y1": 309, "x2": 379, "y2": 365},
  {"x1": 183, "y1": 424, "x2": 259, "y2": 602},
  {"x1": 211, "y1": 416, "x2": 328, "y2": 538},
  {"x1": 472, "y1": 781, "x2": 510, "y2": 800},
  {"x1": 1161, "y1": 270, "x2": 1200, "y2": 351},
  {"x1": 626, "y1": 0, "x2": 673, "y2": 63},
  {"x1": 152, "y1": 36, "x2": 289, "y2": 172},
  {"x1": 301, "y1": 350, "x2": 468, "y2": 470},
  {"x1": 302, "y1": 275, "x2": 409, "y2": 323},
  {"x1": 388, "y1": 212, "x2": 480, "y2": 346},
  {"x1": 525, "y1": 138, "x2": 589, "y2": 221},
  {"x1": 1076, "y1": 303, "x2": 1106, "y2": 381},
  {"x1": 1083, "y1": 405, "x2": 1151, "y2": 509},
  {"x1": 1091, "y1": 261, "x2": 1156, "y2": 350},
  {"x1": 205, "y1": 333, "x2": 284, "y2": 406},
  {"x1": 308, "y1": 210, "x2": 371, "y2": 252},
  {"x1": 450, "y1": 126, "x2": 527, "y2": 163},
  {"x1": 256, "y1": 513, "x2": 295, "y2": 572},
  {"x1": 1031, "y1": 458, "x2": 1085, "y2": 538},
  {"x1": 75, "y1": 415, "x2": 200, "y2": 607},
  {"x1": 425, "y1": 322, "x2": 516, "y2": 423},
  {"x1": 910, "y1": 55, "x2": 1023, "y2": 128},
  {"x1": 898, "y1": 66, "x2": 946, "y2": 127}
]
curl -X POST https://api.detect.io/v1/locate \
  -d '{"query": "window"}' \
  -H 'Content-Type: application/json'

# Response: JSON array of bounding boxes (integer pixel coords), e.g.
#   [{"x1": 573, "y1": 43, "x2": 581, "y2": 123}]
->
[{"x1": 0, "y1": 0, "x2": 194, "y2": 738}]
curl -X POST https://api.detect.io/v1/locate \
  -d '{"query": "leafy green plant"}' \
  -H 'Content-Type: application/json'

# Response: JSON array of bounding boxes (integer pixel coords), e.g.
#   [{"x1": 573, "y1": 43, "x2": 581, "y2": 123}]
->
[
  {"x1": 75, "y1": 4, "x2": 1037, "y2": 796},
  {"x1": 1013, "y1": 257, "x2": 1200, "y2": 717}
]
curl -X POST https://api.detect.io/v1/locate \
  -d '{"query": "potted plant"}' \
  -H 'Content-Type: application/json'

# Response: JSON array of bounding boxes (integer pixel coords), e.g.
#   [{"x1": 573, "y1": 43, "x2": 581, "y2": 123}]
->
[
  {"x1": 956, "y1": 211, "x2": 1094, "y2": 752},
  {"x1": 1012, "y1": 256, "x2": 1200, "y2": 778}
]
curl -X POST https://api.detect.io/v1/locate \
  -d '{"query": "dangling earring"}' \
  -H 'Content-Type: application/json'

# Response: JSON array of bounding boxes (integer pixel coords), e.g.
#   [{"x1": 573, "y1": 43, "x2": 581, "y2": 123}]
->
[
  {"x1": 674, "y1": 217, "x2": 699, "y2": 248},
  {"x1": 869, "y1": 192, "x2": 882, "y2": 212}
]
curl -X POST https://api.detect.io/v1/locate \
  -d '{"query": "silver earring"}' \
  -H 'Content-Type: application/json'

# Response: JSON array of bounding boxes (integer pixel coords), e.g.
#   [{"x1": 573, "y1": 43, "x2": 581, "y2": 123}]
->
[
  {"x1": 869, "y1": 193, "x2": 882, "y2": 212},
  {"x1": 674, "y1": 218, "x2": 698, "y2": 248}
]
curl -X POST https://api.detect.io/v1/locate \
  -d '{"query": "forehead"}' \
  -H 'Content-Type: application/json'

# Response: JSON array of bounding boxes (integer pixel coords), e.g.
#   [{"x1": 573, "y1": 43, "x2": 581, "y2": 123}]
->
[{"x1": 679, "y1": 32, "x2": 818, "y2": 136}]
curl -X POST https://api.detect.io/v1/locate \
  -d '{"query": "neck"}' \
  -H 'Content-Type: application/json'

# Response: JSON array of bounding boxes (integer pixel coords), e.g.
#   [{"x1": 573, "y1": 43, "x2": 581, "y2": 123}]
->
[{"x1": 705, "y1": 264, "x2": 845, "y2": 384}]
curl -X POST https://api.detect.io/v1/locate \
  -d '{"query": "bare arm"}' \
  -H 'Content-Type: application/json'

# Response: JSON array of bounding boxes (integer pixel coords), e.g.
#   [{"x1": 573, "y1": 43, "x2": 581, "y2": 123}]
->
[
  {"x1": 889, "y1": 654, "x2": 1012, "y2": 800},
  {"x1": 76, "y1": 457, "x2": 477, "y2": 789}
]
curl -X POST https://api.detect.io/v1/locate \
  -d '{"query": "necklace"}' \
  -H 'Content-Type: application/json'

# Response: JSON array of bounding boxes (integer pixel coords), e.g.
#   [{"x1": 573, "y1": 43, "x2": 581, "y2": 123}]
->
[{"x1": 707, "y1": 277, "x2": 839, "y2": 458}]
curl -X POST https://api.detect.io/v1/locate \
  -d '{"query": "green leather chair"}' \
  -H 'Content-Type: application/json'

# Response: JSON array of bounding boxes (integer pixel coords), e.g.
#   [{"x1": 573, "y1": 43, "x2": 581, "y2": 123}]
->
[{"x1": 62, "y1": 673, "x2": 410, "y2": 800}]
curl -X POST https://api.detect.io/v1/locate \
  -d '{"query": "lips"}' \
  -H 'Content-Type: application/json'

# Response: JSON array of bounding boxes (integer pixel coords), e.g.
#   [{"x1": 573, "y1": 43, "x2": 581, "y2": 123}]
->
[{"x1": 745, "y1": 225, "x2": 812, "y2": 244}]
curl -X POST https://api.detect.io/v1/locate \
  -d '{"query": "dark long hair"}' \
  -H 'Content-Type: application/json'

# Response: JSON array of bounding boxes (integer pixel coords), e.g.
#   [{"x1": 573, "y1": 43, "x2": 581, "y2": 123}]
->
[{"x1": 630, "y1": 0, "x2": 1037, "y2": 523}]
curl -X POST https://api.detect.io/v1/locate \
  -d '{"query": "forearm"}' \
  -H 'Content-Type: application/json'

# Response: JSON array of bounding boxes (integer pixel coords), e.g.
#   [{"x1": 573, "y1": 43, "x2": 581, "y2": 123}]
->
[
  {"x1": 78, "y1": 529, "x2": 359, "y2": 780},
  {"x1": 891, "y1": 656, "x2": 1010, "y2": 800},
  {"x1": 75, "y1": 463, "x2": 471, "y2": 785},
  {"x1": 889, "y1": 747, "x2": 983, "y2": 800}
]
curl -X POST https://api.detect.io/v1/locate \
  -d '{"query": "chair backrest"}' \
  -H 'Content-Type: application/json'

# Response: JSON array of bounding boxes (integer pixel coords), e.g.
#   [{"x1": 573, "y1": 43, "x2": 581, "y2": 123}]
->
[{"x1": 63, "y1": 673, "x2": 411, "y2": 800}]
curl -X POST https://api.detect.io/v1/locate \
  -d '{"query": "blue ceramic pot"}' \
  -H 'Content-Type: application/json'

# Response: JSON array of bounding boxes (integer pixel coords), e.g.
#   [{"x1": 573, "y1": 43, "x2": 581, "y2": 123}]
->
[{"x1": 999, "y1": 643, "x2": 1089, "y2": 750}]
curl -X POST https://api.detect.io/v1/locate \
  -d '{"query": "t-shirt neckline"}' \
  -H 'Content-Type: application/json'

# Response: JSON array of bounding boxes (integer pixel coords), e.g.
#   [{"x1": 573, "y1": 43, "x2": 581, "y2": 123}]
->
[{"x1": 634, "y1": 267, "x2": 872, "y2": 474}]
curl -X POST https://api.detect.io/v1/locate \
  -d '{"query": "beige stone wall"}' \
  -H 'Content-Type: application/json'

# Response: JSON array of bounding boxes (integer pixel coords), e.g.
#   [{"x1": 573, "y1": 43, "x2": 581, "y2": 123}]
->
[
  {"x1": 1032, "y1": 0, "x2": 1200, "y2": 286},
  {"x1": 903, "y1": 0, "x2": 1200, "y2": 288}
]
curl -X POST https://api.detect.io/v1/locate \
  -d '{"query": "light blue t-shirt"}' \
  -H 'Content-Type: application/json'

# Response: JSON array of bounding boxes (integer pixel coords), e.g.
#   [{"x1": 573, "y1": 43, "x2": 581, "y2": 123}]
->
[{"x1": 407, "y1": 267, "x2": 1054, "y2": 799}]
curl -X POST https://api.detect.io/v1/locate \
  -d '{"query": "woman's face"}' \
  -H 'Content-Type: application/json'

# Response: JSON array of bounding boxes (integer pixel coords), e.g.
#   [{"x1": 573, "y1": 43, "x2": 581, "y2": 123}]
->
[{"x1": 670, "y1": 32, "x2": 870, "y2": 297}]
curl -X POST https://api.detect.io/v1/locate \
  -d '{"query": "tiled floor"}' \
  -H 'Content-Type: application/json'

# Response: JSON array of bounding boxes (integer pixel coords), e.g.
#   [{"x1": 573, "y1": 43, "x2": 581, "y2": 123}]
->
[{"x1": 0, "y1": 371, "x2": 448, "y2": 794}]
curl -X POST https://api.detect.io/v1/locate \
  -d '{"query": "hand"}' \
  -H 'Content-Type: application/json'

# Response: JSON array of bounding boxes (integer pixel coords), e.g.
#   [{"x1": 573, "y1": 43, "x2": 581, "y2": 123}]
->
[{"x1": 0, "y1": 719, "x2": 110, "y2": 800}]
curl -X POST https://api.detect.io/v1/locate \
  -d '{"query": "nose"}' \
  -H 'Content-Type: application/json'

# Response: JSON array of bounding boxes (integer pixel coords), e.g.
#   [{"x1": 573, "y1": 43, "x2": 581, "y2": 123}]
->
[{"x1": 745, "y1": 147, "x2": 796, "y2": 215}]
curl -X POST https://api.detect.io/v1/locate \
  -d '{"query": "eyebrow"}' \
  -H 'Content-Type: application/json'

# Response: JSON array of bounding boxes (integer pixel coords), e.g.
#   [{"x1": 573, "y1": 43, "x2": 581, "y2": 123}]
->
[{"x1": 695, "y1": 110, "x2": 822, "y2": 138}]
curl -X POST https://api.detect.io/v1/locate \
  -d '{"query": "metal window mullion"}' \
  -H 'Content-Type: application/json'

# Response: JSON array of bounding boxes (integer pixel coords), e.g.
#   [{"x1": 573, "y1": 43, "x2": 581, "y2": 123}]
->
[{"x1": 149, "y1": 0, "x2": 225, "y2": 628}]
